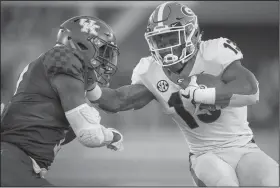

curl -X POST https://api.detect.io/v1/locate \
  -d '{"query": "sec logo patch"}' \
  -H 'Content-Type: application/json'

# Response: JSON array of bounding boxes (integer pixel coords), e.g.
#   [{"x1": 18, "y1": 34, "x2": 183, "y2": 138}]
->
[{"x1": 157, "y1": 80, "x2": 169, "y2": 92}]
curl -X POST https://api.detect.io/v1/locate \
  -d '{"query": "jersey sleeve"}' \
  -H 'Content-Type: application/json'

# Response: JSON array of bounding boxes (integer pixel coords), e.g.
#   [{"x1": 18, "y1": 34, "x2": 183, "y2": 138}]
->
[
  {"x1": 216, "y1": 37, "x2": 243, "y2": 69},
  {"x1": 131, "y1": 56, "x2": 153, "y2": 85},
  {"x1": 201, "y1": 37, "x2": 243, "y2": 71},
  {"x1": 43, "y1": 46, "x2": 85, "y2": 83}
]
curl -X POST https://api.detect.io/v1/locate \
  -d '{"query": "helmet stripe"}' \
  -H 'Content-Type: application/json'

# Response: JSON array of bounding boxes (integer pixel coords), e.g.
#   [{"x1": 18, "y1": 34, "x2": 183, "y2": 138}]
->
[{"x1": 157, "y1": 2, "x2": 169, "y2": 26}]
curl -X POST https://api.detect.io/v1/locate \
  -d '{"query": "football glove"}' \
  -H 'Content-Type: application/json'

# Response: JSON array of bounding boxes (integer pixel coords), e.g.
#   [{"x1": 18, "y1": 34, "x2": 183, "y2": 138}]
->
[
  {"x1": 107, "y1": 128, "x2": 124, "y2": 151},
  {"x1": 179, "y1": 76, "x2": 201, "y2": 115}
]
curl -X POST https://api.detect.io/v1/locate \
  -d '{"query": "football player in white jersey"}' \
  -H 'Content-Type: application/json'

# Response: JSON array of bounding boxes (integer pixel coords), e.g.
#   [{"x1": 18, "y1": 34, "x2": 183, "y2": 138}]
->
[{"x1": 86, "y1": 1, "x2": 279, "y2": 186}]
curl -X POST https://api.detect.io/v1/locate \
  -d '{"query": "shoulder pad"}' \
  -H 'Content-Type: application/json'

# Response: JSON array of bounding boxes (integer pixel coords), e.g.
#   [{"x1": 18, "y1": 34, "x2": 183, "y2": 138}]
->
[
  {"x1": 43, "y1": 46, "x2": 85, "y2": 83},
  {"x1": 133, "y1": 56, "x2": 154, "y2": 75},
  {"x1": 200, "y1": 37, "x2": 243, "y2": 69},
  {"x1": 131, "y1": 56, "x2": 154, "y2": 84}
]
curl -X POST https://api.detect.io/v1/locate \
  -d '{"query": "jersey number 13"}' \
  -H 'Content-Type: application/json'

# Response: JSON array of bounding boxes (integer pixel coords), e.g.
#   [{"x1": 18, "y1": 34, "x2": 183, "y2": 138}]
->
[{"x1": 168, "y1": 92, "x2": 221, "y2": 129}]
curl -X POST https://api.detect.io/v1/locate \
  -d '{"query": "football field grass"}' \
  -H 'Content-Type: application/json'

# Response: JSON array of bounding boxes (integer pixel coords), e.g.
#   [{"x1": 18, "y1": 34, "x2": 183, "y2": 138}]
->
[{"x1": 46, "y1": 128, "x2": 278, "y2": 186}]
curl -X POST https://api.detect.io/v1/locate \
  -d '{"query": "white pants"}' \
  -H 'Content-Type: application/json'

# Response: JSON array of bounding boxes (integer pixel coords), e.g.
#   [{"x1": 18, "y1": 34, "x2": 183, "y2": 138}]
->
[{"x1": 189, "y1": 141, "x2": 279, "y2": 186}]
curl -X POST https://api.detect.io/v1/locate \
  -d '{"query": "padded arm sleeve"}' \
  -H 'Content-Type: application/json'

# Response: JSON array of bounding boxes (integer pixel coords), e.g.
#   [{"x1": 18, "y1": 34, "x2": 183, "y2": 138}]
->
[{"x1": 65, "y1": 103, "x2": 114, "y2": 148}]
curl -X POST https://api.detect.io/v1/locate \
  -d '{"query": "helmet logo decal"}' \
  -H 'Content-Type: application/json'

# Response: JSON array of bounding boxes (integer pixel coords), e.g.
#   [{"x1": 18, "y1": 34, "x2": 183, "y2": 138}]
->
[
  {"x1": 157, "y1": 80, "x2": 169, "y2": 92},
  {"x1": 79, "y1": 18, "x2": 100, "y2": 35},
  {"x1": 181, "y1": 6, "x2": 195, "y2": 17},
  {"x1": 170, "y1": 22, "x2": 181, "y2": 27}
]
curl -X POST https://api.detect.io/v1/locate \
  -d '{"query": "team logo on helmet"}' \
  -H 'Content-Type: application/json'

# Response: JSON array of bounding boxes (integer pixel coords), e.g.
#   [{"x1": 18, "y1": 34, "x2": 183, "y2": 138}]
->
[
  {"x1": 181, "y1": 6, "x2": 195, "y2": 17},
  {"x1": 79, "y1": 18, "x2": 100, "y2": 35},
  {"x1": 157, "y1": 80, "x2": 169, "y2": 92}
]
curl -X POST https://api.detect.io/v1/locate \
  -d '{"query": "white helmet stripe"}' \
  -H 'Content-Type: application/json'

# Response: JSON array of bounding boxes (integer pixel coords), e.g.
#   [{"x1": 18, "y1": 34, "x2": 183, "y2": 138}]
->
[{"x1": 157, "y1": 2, "x2": 169, "y2": 26}]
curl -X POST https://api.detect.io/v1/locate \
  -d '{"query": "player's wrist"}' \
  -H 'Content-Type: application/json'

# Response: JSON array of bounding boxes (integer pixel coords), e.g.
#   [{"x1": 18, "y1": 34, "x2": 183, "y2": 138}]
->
[
  {"x1": 86, "y1": 84, "x2": 102, "y2": 101},
  {"x1": 194, "y1": 88, "x2": 216, "y2": 104}
]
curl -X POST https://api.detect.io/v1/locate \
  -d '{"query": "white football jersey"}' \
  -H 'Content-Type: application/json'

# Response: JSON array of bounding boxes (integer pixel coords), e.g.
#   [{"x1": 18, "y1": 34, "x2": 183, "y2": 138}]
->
[{"x1": 131, "y1": 38, "x2": 253, "y2": 154}]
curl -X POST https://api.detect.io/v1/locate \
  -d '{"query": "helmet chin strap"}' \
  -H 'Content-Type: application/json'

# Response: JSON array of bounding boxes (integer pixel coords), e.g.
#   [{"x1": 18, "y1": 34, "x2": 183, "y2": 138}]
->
[
  {"x1": 163, "y1": 45, "x2": 189, "y2": 65},
  {"x1": 163, "y1": 45, "x2": 190, "y2": 73},
  {"x1": 167, "y1": 45, "x2": 198, "y2": 74},
  {"x1": 179, "y1": 47, "x2": 199, "y2": 74}
]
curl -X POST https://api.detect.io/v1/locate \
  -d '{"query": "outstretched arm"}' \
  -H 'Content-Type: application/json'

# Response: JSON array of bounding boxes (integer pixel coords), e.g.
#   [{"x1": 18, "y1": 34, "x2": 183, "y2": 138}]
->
[
  {"x1": 87, "y1": 84, "x2": 155, "y2": 113},
  {"x1": 52, "y1": 74, "x2": 122, "y2": 150}
]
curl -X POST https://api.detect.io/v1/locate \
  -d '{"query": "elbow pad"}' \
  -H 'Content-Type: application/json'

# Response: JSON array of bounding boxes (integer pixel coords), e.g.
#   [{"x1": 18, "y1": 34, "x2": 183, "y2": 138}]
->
[{"x1": 65, "y1": 104, "x2": 113, "y2": 147}]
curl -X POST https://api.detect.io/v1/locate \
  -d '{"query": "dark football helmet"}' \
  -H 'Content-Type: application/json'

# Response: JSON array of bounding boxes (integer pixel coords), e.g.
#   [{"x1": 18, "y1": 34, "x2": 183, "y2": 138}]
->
[
  {"x1": 145, "y1": 2, "x2": 202, "y2": 73},
  {"x1": 57, "y1": 16, "x2": 119, "y2": 87}
]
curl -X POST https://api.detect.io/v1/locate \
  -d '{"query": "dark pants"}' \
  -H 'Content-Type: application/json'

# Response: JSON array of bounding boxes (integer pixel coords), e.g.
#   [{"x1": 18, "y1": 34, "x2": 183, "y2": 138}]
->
[{"x1": 1, "y1": 142, "x2": 53, "y2": 187}]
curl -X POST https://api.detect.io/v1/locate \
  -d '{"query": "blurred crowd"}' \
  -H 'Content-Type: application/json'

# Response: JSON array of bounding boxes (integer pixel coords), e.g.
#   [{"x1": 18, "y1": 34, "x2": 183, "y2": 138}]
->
[{"x1": 1, "y1": 5, "x2": 279, "y2": 129}]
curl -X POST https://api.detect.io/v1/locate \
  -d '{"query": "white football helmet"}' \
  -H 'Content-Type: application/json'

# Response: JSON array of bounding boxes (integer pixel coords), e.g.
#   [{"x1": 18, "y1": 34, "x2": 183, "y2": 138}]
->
[{"x1": 145, "y1": 2, "x2": 202, "y2": 72}]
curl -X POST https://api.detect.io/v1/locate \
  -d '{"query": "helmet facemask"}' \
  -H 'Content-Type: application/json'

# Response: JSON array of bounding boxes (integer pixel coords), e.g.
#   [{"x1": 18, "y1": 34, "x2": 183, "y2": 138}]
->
[
  {"x1": 145, "y1": 17, "x2": 199, "y2": 68},
  {"x1": 56, "y1": 16, "x2": 119, "y2": 88},
  {"x1": 89, "y1": 36, "x2": 119, "y2": 87}
]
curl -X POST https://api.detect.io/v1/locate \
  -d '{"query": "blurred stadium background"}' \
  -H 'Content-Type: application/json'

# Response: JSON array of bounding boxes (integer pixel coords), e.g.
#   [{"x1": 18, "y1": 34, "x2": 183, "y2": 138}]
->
[{"x1": 1, "y1": 1, "x2": 279, "y2": 186}]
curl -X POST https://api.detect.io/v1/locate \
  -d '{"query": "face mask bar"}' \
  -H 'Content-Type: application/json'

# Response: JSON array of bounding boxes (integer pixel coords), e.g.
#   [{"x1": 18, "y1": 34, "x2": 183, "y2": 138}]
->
[
  {"x1": 146, "y1": 29, "x2": 184, "y2": 51},
  {"x1": 89, "y1": 36, "x2": 119, "y2": 86},
  {"x1": 145, "y1": 18, "x2": 198, "y2": 67},
  {"x1": 92, "y1": 59, "x2": 118, "y2": 87}
]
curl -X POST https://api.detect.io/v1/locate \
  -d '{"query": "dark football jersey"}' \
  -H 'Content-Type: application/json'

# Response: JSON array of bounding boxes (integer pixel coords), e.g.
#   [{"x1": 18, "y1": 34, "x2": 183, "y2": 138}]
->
[{"x1": 1, "y1": 45, "x2": 86, "y2": 169}]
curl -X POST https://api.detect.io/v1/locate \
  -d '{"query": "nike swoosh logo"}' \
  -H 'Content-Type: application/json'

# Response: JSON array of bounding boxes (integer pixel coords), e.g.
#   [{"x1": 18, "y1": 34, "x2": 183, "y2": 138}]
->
[
  {"x1": 176, "y1": 17, "x2": 184, "y2": 20},
  {"x1": 182, "y1": 92, "x2": 190, "y2": 99}
]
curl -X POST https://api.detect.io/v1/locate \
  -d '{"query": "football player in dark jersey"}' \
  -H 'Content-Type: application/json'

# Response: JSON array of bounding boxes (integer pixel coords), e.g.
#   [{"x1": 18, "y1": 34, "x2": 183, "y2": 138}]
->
[{"x1": 1, "y1": 16, "x2": 123, "y2": 186}]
